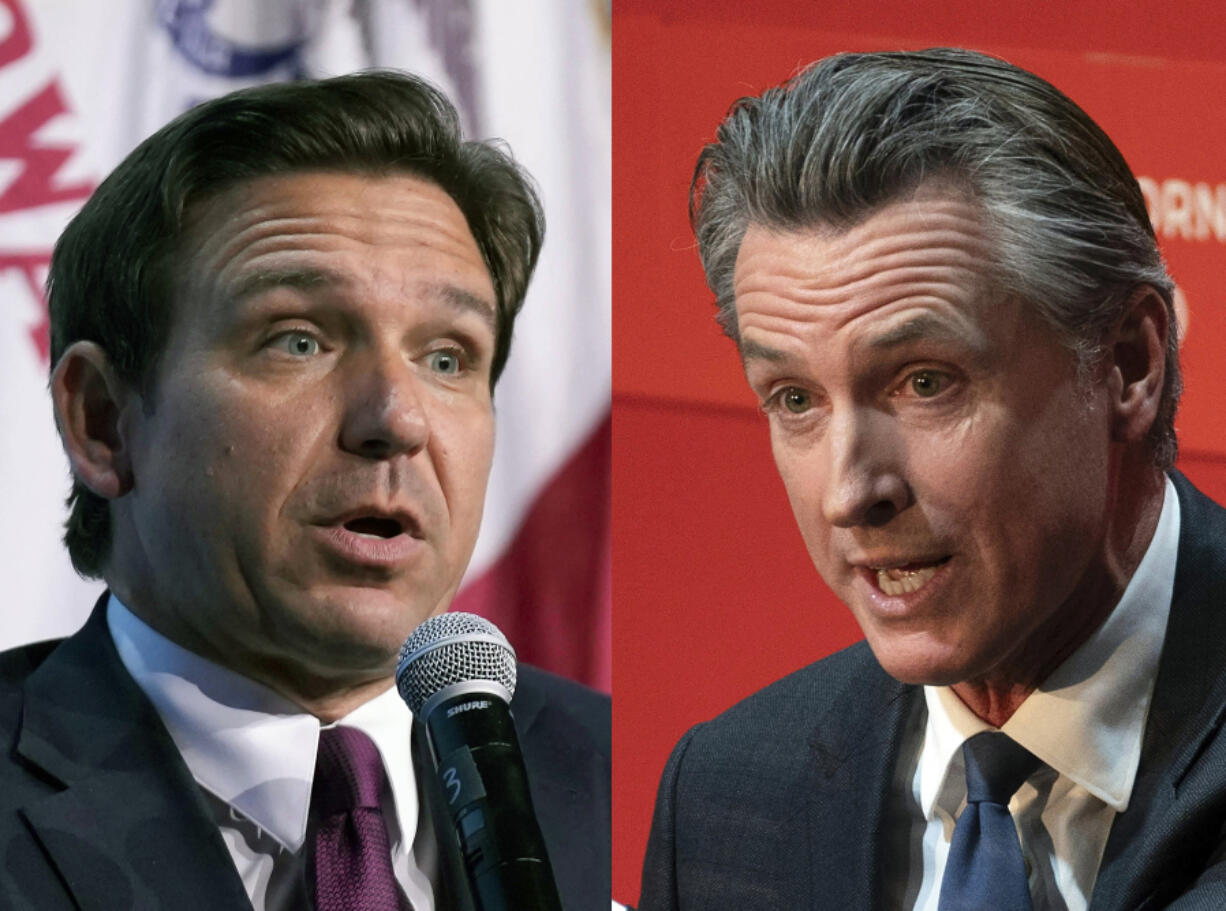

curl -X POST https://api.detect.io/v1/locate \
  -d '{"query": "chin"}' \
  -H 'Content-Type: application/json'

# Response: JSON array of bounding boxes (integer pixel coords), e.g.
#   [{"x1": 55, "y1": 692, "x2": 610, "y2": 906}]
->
[
  {"x1": 299, "y1": 624, "x2": 401, "y2": 674},
  {"x1": 864, "y1": 633, "x2": 975, "y2": 687},
  {"x1": 273, "y1": 593, "x2": 427, "y2": 669}
]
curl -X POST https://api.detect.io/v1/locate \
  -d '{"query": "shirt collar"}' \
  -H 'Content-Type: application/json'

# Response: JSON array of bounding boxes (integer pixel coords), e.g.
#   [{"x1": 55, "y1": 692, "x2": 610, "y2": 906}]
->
[
  {"x1": 106, "y1": 595, "x2": 419, "y2": 853},
  {"x1": 919, "y1": 475, "x2": 1180, "y2": 817}
]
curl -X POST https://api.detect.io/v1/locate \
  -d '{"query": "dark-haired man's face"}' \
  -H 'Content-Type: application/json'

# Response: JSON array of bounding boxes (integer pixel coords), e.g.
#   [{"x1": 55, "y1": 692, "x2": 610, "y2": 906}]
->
[
  {"x1": 108, "y1": 171, "x2": 497, "y2": 706},
  {"x1": 733, "y1": 184, "x2": 1121, "y2": 693}
]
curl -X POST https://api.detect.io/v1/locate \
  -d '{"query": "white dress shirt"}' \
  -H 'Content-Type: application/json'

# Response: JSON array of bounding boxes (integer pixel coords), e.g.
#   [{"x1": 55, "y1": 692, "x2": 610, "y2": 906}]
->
[
  {"x1": 106, "y1": 595, "x2": 436, "y2": 911},
  {"x1": 895, "y1": 476, "x2": 1180, "y2": 911}
]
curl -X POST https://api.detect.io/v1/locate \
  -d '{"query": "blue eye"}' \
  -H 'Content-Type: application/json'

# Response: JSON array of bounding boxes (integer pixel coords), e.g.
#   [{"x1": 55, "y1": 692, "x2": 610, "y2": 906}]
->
[
  {"x1": 427, "y1": 349, "x2": 463, "y2": 375},
  {"x1": 271, "y1": 331, "x2": 320, "y2": 357}
]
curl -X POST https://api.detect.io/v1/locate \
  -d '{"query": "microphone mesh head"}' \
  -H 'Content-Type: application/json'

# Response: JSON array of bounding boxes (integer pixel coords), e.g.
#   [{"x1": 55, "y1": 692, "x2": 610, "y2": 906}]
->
[{"x1": 395, "y1": 612, "x2": 517, "y2": 714}]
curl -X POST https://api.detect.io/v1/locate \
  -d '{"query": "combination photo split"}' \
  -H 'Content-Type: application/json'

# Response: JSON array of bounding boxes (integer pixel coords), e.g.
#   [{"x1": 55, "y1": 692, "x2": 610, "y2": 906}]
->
[{"x1": 3, "y1": 2, "x2": 1226, "y2": 909}]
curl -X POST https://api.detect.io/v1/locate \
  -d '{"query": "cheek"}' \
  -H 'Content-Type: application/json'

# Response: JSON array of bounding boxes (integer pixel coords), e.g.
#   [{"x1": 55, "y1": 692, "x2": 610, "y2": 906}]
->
[
  {"x1": 1001, "y1": 386, "x2": 1109, "y2": 513},
  {"x1": 771, "y1": 439, "x2": 833, "y2": 560},
  {"x1": 225, "y1": 374, "x2": 340, "y2": 448},
  {"x1": 943, "y1": 402, "x2": 1108, "y2": 589},
  {"x1": 435, "y1": 409, "x2": 495, "y2": 519},
  {"x1": 905, "y1": 401, "x2": 1042, "y2": 514},
  {"x1": 156, "y1": 388, "x2": 316, "y2": 517}
]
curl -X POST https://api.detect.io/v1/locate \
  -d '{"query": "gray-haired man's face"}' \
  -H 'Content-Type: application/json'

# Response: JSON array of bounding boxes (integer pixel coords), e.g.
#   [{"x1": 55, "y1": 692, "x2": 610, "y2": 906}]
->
[{"x1": 733, "y1": 183, "x2": 1119, "y2": 692}]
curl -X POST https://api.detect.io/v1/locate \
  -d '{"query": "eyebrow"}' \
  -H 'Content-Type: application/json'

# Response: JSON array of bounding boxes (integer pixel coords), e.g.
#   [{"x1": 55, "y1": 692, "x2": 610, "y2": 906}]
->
[
  {"x1": 739, "y1": 313, "x2": 983, "y2": 371},
  {"x1": 739, "y1": 337, "x2": 788, "y2": 363},
  {"x1": 864, "y1": 314, "x2": 970, "y2": 350},
  {"x1": 435, "y1": 283, "x2": 498, "y2": 334},
  {"x1": 231, "y1": 267, "x2": 340, "y2": 302}
]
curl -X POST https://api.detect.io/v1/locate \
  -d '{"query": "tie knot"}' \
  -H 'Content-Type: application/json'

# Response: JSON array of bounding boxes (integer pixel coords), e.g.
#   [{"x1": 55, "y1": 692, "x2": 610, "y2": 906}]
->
[
  {"x1": 313, "y1": 726, "x2": 387, "y2": 815},
  {"x1": 961, "y1": 732, "x2": 1041, "y2": 805}
]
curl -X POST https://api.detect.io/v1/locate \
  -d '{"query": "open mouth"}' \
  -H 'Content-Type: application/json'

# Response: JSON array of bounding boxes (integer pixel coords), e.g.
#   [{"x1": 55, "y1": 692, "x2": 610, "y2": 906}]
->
[
  {"x1": 343, "y1": 516, "x2": 405, "y2": 539},
  {"x1": 313, "y1": 510, "x2": 422, "y2": 567},
  {"x1": 871, "y1": 556, "x2": 951, "y2": 596}
]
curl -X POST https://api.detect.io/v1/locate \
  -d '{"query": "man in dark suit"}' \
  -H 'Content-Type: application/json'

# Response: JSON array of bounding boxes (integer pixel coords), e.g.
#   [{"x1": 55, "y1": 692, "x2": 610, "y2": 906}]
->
[
  {"x1": 0, "y1": 73, "x2": 609, "y2": 910},
  {"x1": 641, "y1": 49, "x2": 1226, "y2": 909}
]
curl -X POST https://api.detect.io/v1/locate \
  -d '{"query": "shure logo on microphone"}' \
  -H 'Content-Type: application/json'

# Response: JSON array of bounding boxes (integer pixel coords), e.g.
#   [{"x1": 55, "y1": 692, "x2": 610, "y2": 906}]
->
[{"x1": 447, "y1": 699, "x2": 492, "y2": 717}]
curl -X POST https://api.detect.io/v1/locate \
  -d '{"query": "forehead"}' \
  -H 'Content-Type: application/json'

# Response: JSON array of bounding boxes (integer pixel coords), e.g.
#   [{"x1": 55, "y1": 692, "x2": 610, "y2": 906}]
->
[
  {"x1": 174, "y1": 170, "x2": 494, "y2": 308},
  {"x1": 732, "y1": 187, "x2": 1003, "y2": 365}
]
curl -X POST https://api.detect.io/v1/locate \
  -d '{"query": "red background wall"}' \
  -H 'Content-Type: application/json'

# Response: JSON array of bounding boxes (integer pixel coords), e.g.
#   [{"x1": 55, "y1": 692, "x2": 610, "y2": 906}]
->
[{"x1": 611, "y1": 1, "x2": 1226, "y2": 905}]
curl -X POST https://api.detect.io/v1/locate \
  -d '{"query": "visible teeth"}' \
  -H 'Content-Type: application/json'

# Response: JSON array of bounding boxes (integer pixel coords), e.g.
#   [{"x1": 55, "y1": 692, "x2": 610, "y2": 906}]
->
[{"x1": 875, "y1": 564, "x2": 939, "y2": 596}]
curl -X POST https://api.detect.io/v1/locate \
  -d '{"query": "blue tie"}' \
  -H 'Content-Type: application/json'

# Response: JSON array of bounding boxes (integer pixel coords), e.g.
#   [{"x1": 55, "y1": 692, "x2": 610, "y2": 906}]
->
[{"x1": 938, "y1": 732, "x2": 1041, "y2": 911}]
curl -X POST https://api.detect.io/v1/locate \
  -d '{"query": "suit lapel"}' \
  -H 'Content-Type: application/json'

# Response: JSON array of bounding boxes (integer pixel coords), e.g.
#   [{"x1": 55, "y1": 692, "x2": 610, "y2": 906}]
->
[
  {"x1": 510, "y1": 671, "x2": 610, "y2": 909},
  {"x1": 801, "y1": 649, "x2": 917, "y2": 911},
  {"x1": 16, "y1": 599, "x2": 252, "y2": 911},
  {"x1": 1092, "y1": 474, "x2": 1226, "y2": 909}
]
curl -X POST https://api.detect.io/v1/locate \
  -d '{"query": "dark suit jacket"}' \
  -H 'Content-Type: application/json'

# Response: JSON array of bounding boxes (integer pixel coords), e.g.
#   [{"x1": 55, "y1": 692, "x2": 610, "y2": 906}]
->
[
  {"x1": 0, "y1": 600, "x2": 610, "y2": 911},
  {"x1": 640, "y1": 473, "x2": 1226, "y2": 910}
]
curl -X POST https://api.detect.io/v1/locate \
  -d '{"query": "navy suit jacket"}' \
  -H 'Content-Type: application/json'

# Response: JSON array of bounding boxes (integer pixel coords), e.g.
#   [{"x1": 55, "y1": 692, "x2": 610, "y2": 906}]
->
[
  {"x1": 640, "y1": 473, "x2": 1226, "y2": 910},
  {"x1": 0, "y1": 601, "x2": 610, "y2": 911}
]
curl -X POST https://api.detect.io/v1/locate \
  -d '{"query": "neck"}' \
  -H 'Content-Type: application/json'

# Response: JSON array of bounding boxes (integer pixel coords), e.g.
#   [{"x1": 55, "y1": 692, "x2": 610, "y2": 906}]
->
[
  {"x1": 952, "y1": 464, "x2": 1166, "y2": 727},
  {"x1": 283, "y1": 676, "x2": 398, "y2": 723},
  {"x1": 107, "y1": 585, "x2": 401, "y2": 723}
]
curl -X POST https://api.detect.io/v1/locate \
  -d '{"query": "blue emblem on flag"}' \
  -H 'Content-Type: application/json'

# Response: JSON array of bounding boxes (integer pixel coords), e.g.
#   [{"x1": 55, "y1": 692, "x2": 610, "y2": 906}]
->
[{"x1": 157, "y1": 0, "x2": 306, "y2": 78}]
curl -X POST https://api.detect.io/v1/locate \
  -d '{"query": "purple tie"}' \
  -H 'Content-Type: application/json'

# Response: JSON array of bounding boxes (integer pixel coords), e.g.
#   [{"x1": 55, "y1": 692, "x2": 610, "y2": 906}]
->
[{"x1": 309, "y1": 726, "x2": 412, "y2": 911}]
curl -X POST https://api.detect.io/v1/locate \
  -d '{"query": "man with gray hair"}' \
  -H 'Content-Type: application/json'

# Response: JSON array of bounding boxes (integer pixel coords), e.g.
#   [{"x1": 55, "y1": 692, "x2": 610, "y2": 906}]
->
[{"x1": 640, "y1": 48, "x2": 1226, "y2": 910}]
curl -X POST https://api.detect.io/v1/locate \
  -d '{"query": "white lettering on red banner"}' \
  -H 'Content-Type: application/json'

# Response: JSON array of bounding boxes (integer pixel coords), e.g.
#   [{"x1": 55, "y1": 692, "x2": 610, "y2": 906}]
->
[{"x1": 1139, "y1": 176, "x2": 1226, "y2": 243}]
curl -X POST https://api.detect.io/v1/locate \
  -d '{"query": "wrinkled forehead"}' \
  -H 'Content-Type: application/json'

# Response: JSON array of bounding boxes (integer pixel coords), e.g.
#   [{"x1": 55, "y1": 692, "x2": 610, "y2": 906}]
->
[
  {"x1": 725, "y1": 176, "x2": 988, "y2": 305},
  {"x1": 167, "y1": 170, "x2": 493, "y2": 313},
  {"x1": 178, "y1": 169, "x2": 478, "y2": 255},
  {"x1": 732, "y1": 186, "x2": 1001, "y2": 347}
]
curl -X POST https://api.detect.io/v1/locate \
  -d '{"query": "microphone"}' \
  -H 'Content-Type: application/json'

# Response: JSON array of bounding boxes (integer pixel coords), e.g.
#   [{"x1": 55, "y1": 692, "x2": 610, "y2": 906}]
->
[{"x1": 396, "y1": 612, "x2": 563, "y2": 911}]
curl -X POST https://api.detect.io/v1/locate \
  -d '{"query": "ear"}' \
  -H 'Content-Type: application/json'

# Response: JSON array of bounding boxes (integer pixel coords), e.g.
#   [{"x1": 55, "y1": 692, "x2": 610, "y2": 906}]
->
[
  {"x1": 1106, "y1": 285, "x2": 1169, "y2": 445},
  {"x1": 50, "y1": 341, "x2": 137, "y2": 500}
]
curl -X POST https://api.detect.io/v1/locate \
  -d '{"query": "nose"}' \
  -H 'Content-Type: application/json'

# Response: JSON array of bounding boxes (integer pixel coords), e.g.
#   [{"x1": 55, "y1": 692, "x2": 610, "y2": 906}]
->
[
  {"x1": 821, "y1": 406, "x2": 910, "y2": 528},
  {"x1": 338, "y1": 350, "x2": 430, "y2": 459}
]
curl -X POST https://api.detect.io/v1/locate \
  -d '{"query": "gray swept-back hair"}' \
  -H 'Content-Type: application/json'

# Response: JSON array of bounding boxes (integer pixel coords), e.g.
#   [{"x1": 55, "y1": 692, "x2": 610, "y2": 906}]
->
[{"x1": 691, "y1": 47, "x2": 1179, "y2": 468}]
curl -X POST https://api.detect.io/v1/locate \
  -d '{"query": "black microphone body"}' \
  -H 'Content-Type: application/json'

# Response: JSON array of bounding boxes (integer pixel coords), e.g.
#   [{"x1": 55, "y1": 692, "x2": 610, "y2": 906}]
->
[
  {"x1": 397, "y1": 613, "x2": 563, "y2": 911},
  {"x1": 425, "y1": 690, "x2": 560, "y2": 910}
]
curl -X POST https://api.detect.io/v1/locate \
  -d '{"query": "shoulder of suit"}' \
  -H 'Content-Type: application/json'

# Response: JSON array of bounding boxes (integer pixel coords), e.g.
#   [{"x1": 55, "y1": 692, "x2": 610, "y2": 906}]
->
[
  {"x1": 711, "y1": 639, "x2": 893, "y2": 718},
  {"x1": 511, "y1": 663, "x2": 611, "y2": 759},
  {"x1": 1171, "y1": 471, "x2": 1226, "y2": 582},
  {"x1": 0, "y1": 637, "x2": 65, "y2": 740},
  {"x1": 0, "y1": 637, "x2": 62, "y2": 688},
  {"x1": 0, "y1": 638, "x2": 67, "y2": 800},
  {"x1": 682, "y1": 640, "x2": 908, "y2": 758},
  {"x1": 515, "y1": 663, "x2": 609, "y2": 710}
]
